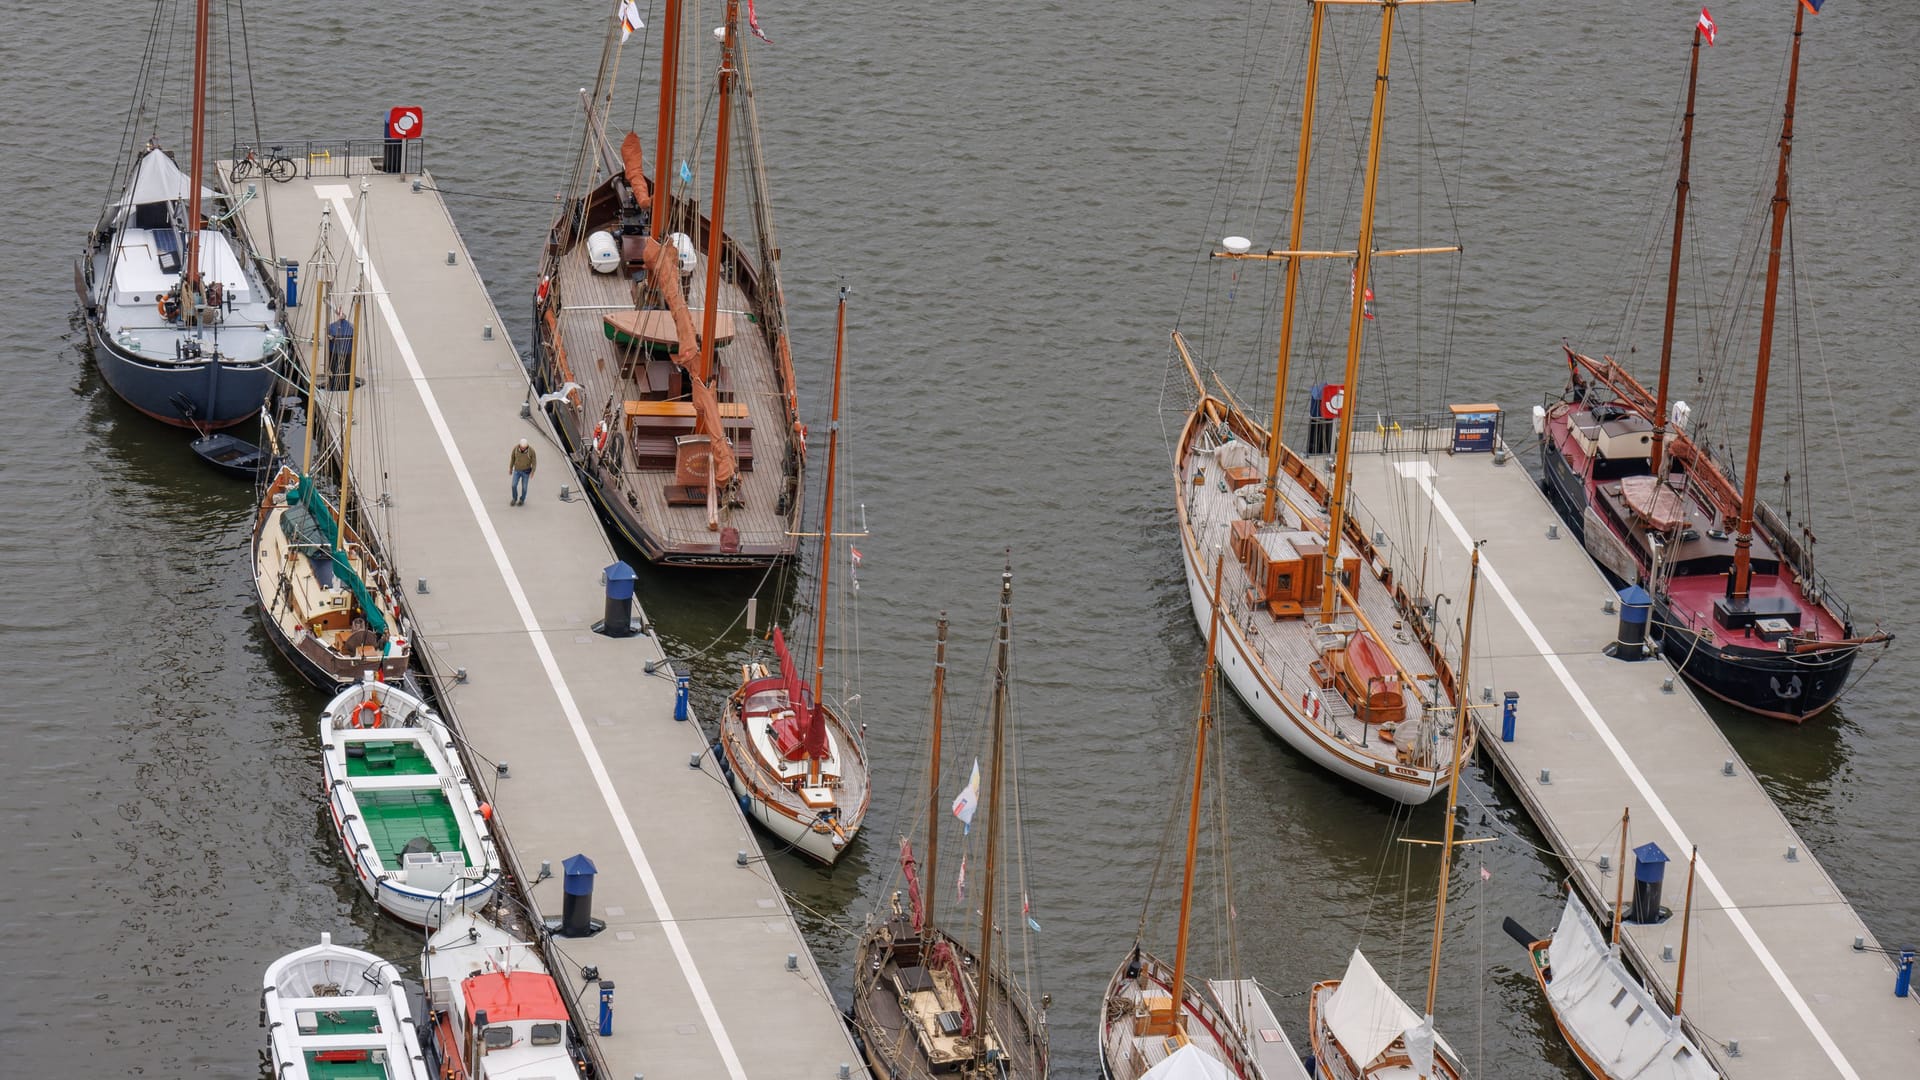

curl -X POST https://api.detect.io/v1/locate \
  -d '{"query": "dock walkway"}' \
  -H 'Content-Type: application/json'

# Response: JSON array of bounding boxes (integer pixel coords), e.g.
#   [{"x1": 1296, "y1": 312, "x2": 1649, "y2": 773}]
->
[
  {"x1": 235, "y1": 167, "x2": 861, "y2": 1080},
  {"x1": 1343, "y1": 437, "x2": 1917, "y2": 1080}
]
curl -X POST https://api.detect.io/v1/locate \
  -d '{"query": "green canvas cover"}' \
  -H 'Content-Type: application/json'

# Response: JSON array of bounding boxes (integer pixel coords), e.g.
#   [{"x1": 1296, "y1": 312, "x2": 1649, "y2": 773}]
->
[{"x1": 286, "y1": 475, "x2": 389, "y2": 637}]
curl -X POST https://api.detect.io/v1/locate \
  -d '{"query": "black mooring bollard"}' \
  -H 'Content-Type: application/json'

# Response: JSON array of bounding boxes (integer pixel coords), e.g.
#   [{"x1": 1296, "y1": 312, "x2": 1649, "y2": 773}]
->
[{"x1": 593, "y1": 561, "x2": 638, "y2": 638}]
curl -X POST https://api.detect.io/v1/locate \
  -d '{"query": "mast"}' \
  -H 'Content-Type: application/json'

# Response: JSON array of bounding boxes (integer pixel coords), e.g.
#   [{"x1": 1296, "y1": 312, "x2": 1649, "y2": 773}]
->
[
  {"x1": 1611, "y1": 806, "x2": 1630, "y2": 950},
  {"x1": 1650, "y1": 20, "x2": 1706, "y2": 477},
  {"x1": 182, "y1": 0, "x2": 211, "y2": 315},
  {"x1": 808, "y1": 288, "x2": 848, "y2": 786},
  {"x1": 649, "y1": 0, "x2": 682, "y2": 239},
  {"x1": 1674, "y1": 845, "x2": 1699, "y2": 1017},
  {"x1": 334, "y1": 186, "x2": 370, "y2": 556},
  {"x1": 1260, "y1": 2, "x2": 1328, "y2": 522},
  {"x1": 695, "y1": 0, "x2": 741, "y2": 386},
  {"x1": 301, "y1": 209, "x2": 332, "y2": 477},
  {"x1": 975, "y1": 565, "x2": 1015, "y2": 1054},
  {"x1": 1733, "y1": 3, "x2": 1807, "y2": 601},
  {"x1": 1170, "y1": 556, "x2": 1227, "y2": 1029},
  {"x1": 1319, "y1": 1, "x2": 1399, "y2": 622},
  {"x1": 1423, "y1": 543, "x2": 1480, "y2": 1047},
  {"x1": 922, "y1": 614, "x2": 950, "y2": 935}
]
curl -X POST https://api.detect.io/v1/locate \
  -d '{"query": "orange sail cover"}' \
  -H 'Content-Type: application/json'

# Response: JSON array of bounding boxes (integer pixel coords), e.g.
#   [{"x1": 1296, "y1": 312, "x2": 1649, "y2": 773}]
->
[
  {"x1": 643, "y1": 236, "x2": 737, "y2": 483},
  {"x1": 620, "y1": 132, "x2": 652, "y2": 206}
]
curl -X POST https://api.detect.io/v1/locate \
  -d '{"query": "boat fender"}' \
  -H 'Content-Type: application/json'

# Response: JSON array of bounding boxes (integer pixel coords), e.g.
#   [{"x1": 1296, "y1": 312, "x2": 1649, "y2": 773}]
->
[
  {"x1": 351, "y1": 700, "x2": 384, "y2": 729},
  {"x1": 593, "y1": 420, "x2": 610, "y2": 453},
  {"x1": 478, "y1": 802, "x2": 493, "y2": 822},
  {"x1": 536, "y1": 275, "x2": 551, "y2": 304}
]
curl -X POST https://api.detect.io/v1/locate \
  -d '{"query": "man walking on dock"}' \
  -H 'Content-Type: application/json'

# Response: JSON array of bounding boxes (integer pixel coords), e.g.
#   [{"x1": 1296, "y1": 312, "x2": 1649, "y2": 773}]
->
[{"x1": 509, "y1": 438, "x2": 536, "y2": 505}]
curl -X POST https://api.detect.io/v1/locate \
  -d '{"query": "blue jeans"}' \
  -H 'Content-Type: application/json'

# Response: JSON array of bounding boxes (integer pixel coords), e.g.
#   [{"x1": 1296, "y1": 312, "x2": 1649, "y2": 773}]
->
[{"x1": 511, "y1": 468, "x2": 531, "y2": 503}]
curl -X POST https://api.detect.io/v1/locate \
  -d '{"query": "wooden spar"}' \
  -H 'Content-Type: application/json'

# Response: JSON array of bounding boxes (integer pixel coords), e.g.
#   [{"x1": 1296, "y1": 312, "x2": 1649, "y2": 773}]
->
[
  {"x1": 1651, "y1": 24, "x2": 1705, "y2": 477},
  {"x1": 1674, "y1": 846, "x2": 1699, "y2": 1018},
  {"x1": 807, "y1": 289, "x2": 848, "y2": 785},
  {"x1": 1733, "y1": 2, "x2": 1807, "y2": 601},
  {"x1": 975, "y1": 566, "x2": 1014, "y2": 1053},
  {"x1": 1172, "y1": 330, "x2": 1205, "y2": 397},
  {"x1": 649, "y1": 0, "x2": 681, "y2": 240},
  {"x1": 1423, "y1": 544, "x2": 1480, "y2": 1035},
  {"x1": 335, "y1": 193, "x2": 370, "y2": 556},
  {"x1": 921, "y1": 614, "x2": 950, "y2": 936},
  {"x1": 1611, "y1": 806, "x2": 1630, "y2": 950},
  {"x1": 301, "y1": 211, "x2": 331, "y2": 477},
  {"x1": 1170, "y1": 556, "x2": 1227, "y2": 1031},
  {"x1": 695, "y1": 0, "x2": 740, "y2": 390},
  {"x1": 1216, "y1": 245, "x2": 1460, "y2": 262},
  {"x1": 1318, "y1": 0, "x2": 1397, "y2": 623},
  {"x1": 183, "y1": 0, "x2": 210, "y2": 307},
  {"x1": 1261, "y1": 0, "x2": 1326, "y2": 522}
]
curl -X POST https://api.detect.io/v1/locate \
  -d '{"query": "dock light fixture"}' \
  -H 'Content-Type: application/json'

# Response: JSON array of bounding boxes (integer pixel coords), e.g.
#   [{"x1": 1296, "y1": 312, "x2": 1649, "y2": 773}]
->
[
  {"x1": 786, "y1": 953, "x2": 798, "y2": 972},
  {"x1": 1786, "y1": 845, "x2": 1799, "y2": 862},
  {"x1": 417, "y1": 577, "x2": 429, "y2": 593},
  {"x1": 446, "y1": 250, "x2": 456, "y2": 265},
  {"x1": 1722, "y1": 760, "x2": 1736, "y2": 777}
]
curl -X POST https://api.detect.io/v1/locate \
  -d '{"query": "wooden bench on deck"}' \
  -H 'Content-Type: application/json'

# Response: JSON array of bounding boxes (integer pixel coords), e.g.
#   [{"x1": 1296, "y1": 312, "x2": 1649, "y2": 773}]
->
[{"x1": 624, "y1": 400, "x2": 754, "y2": 472}]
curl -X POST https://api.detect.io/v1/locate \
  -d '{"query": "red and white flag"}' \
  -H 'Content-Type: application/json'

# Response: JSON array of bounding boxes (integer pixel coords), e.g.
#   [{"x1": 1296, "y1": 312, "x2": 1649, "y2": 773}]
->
[
  {"x1": 1697, "y1": 8, "x2": 1717, "y2": 46},
  {"x1": 850, "y1": 545, "x2": 863, "y2": 568},
  {"x1": 747, "y1": 0, "x2": 774, "y2": 43}
]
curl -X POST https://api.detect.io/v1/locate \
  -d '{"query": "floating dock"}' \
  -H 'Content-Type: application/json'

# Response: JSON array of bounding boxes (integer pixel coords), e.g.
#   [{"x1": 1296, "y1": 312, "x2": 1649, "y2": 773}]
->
[
  {"x1": 234, "y1": 162, "x2": 862, "y2": 1079},
  {"x1": 1342, "y1": 430, "x2": 1919, "y2": 1080}
]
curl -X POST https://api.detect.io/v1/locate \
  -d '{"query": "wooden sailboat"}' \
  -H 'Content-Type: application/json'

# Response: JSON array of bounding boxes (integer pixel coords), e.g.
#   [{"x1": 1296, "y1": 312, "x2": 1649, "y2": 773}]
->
[
  {"x1": 1099, "y1": 558, "x2": 1312, "y2": 1080},
  {"x1": 1504, "y1": 812, "x2": 1717, "y2": 1080},
  {"x1": 261, "y1": 932, "x2": 431, "y2": 1080},
  {"x1": 1168, "y1": 0, "x2": 1472, "y2": 804},
  {"x1": 718, "y1": 289, "x2": 867, "y2": 865},
  {"x1": 850, "y1": 571, "x2": 1050, "y2": 1080},
  {"x1": 321, "y1": 679, "x2": 501, "y2": 928},
  {"x1": 420, "y1": 904, "x2": 590, "y2": 1080},
  {"x1": 79, "y1": 0, "x2": 286, "y2": 431},
  {"x1": 1539, "y1": 4, "x2": 1890, "y2": 721},
  {"x1": 251, "y1": 195, "x2": 410, "y2": 689},
  {"x1": 532, "y1": 0, "x2": 805, "y2": 568},
  {"x1": 1308, "y1": 546, "x2": 1482, "y2": 1080}
]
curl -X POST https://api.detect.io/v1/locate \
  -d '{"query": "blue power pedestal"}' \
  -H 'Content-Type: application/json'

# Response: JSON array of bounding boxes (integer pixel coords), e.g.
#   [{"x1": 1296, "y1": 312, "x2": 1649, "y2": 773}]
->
[
  {"x1": 674, "y1": 664, "x2": 691, "y2": 721},
  {"x1": 598, "y1": 979, "x2": 615, "y2": 1035},
  {"x1": 1502, "y1": 691, "x2": 1518, "y2": 742}
]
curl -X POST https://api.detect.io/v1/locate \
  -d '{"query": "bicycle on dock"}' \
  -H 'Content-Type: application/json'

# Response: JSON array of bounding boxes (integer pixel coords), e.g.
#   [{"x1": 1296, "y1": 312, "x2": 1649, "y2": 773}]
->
[{"x1": 230, "y1": 145, "x2": 297, "y2": 183}]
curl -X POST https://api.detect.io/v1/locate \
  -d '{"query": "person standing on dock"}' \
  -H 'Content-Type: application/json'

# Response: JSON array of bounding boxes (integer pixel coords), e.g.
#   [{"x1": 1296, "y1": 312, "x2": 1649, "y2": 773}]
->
[{"x1": 509, "y1": 438, "x2": 536, "y2": 505}]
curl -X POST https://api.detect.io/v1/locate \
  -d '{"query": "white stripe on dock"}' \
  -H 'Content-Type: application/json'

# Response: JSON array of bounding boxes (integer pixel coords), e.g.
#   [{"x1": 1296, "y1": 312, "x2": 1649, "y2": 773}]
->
[
  {"x1": 318, "y1": 185, "x2": 750, "y2": 1080},
  {"x1": 1398, "y1": 460, "x2": 1859, "y2": 1080}
]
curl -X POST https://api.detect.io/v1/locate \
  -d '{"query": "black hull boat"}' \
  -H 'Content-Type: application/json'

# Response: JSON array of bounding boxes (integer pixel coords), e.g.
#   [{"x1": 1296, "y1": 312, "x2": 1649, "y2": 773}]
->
[{"x1": 190, "y1": 430, "x2": 273, "y2": 479}]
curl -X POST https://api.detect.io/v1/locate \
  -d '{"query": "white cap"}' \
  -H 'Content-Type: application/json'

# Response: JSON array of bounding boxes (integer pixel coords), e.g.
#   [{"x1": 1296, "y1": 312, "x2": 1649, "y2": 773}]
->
[{"x1": 518, "y1": 438, "x2": 529, "y2": 447}]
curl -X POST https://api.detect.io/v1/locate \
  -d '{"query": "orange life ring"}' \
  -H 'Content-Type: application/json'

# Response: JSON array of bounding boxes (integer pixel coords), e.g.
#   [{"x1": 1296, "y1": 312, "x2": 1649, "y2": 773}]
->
[
  {"x1": 535, "y1": 275, "x2": 551, "y2": 304},
  {"x1": 350, "y1": 700, "x2": 383, "y2": 729},
  {"x1": 592, "y1": 420, "x2": 610, "y2": 453}
]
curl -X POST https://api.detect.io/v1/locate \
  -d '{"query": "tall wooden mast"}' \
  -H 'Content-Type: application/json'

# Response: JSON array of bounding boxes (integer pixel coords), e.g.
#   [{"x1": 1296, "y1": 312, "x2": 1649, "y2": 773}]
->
[
  {"x1": 1169, "y1": 556, "x2": 1227, "y2": 1030},
  {"x1": 334, "y1": 187, "x2": 370, "y2": 557},
  {"x1": 975, "y1": 565, "x2": 1015, "y2": 1052},
  {"x1": 1422, "y1": 543, "x2": 1480, "y2": 1044},
  {"x1": 649, "y1": 0, "x2": 681, "y2": 239},
  {"x1": 695, "y1": 0, "x2": 741, "y2": 386},
  {"x1": 1732, "y1": 3, "x2": 1807, "y2": 601},
  {"x1": 1651, "y1": 20, "x2": 1707, "y2": 477},
  {"x1": 1318, "y1": 0, "x2": 1398, "y2": 622},
  {"x1": 808, "y1": 288, "x2": 849, "y2": 785},
  {"x1": 1259, "y1": 2, "x2": 1328, "y2": 522},
  {"x1": 921, "y1": 614, "x2": 949, "y2": 935},
  {"x1": 1611, "y1": 806, "x2": 1630, "y2": 950},
  {"x1": 1674, "y1": 846, "x2": 1700, "y2": 1017},
  {"x1": 183, "y1": 0, "x2": 212, "y2": 314}
]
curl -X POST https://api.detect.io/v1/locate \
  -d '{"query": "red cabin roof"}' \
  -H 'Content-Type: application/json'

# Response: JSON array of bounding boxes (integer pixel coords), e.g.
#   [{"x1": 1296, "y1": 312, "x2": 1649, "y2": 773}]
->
[{"x1": 463, "y1": 971, "x2": 569, "y2": 1024}]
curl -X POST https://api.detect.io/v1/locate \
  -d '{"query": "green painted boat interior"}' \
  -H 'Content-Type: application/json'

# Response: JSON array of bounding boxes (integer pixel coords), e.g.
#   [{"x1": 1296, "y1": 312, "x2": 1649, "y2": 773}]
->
[
  {"x1": 357, "y1": 788, "x2": 465, "y2": 865},
  {"x1": 345, "y1": 740, "x2": 438, "y2": 777},
  {"x1": 302, "y1": 1048, "x2": 393, "y2": 1079}
]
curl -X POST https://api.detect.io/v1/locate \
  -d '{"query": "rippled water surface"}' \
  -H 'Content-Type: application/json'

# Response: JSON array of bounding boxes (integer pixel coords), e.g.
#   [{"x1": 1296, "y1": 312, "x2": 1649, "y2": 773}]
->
[{"x1": 3, "y1": 2, "x2": 1915, "y2": 1077}]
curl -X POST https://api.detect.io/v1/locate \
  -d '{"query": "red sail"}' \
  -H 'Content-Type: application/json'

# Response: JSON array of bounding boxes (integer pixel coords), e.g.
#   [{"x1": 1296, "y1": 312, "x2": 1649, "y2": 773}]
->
[
  {"x1": 900, "y1": 838, "x2": 925, "y2": 931},
  {"x1": 619, "y1": 132, "x2": 653, "y2": 206},
  {"x1": 768, "y1": 627, "x2": 818, "y2": 761}
]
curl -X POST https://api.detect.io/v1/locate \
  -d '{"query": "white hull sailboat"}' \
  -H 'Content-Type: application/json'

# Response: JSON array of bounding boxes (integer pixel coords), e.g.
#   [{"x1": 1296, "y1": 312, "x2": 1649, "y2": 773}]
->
[
  {"x1": 261, "y1": 933, "x2": 430, "y2": 1080},
  {"x1": 321, "y1": 680, "x2": 501, "y2": 928},
  {"x1": 719, "y1": 290, "x2": 869, "y2": 865},
  {"x1": 420, "y1": 906, "x2": 588, "y2": 1080},
  {"x1": 1165, "y1": 0, "x2": 1472, "y2": 805}
]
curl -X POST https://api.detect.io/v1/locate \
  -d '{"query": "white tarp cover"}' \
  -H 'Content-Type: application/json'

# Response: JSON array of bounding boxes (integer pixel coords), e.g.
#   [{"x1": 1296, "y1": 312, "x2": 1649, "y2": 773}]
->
[
  {"x1": 1543, "y1": 891, "x2": 1719, "y2": 1080},
  {"x1": 1323, "y1": 950, "x2": 1424, "y2": 1071},
  {"x1": 1208, "y1": 979, "x2": 1313, "y2": 1080},
  {"x1": 1141, "y1": 1042, "x2": 1235, "y2": 1080},
  {"x1": 116, "y1": 149, "x2": 190, "y2": 210}
]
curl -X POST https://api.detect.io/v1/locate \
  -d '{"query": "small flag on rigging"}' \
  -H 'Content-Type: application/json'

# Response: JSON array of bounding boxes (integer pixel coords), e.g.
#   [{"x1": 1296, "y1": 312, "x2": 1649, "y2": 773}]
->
[
  {"x1": 850, "y1": 545, "x2": 863, "y2": 568},
  {"x1": 952, "y1": 758, "x2": 981, "y2": 833},
  {"x1": 747, "y1": 0, "x2": 774, "y2": 43},
  {"x1": 679, "y1": 160, "x2": 693, "y2": 185},
  {"x1": 1480, "y1": 865, "x2": 1492, "y2": 882},
  {"x1": 618, "y1": 0, "x2": 644, "y2": 41},
  {"x1": 1697, "y1": 8, "x2": 1717, "y2": 45},
  {"x1": 955, "y1": 855, "x2": 967, "y2": 901},
  {"x1": 1800, "y1": 0, "x2": 1825, "y2": 14},
  {"x1": 1350, "y1": 269, "x2": 1376, "y2": 321}
]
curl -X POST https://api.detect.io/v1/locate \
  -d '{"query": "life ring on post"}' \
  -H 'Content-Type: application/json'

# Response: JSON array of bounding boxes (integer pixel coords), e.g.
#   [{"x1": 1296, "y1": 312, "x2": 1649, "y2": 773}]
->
[
  {"x1": 350, "y1": 700, "x2": 383, "y2": 729},
  {"x1": 592, "y1": 420, "x2": 610, "y2": 453}
]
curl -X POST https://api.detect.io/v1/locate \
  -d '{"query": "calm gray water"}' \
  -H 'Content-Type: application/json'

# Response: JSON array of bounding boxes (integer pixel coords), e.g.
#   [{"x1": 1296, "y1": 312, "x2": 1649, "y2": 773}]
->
[{"x1": 3, "y1": 1, "x2": 1915, "y2": 1076}]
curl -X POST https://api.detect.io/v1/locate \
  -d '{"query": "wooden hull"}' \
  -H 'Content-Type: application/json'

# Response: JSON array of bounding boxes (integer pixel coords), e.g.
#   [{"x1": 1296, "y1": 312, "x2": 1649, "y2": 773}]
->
[
  {"x1": 717, "y1": 687, "x2": 868, "y2": 866},
  {"x1": 851, "y1": 919, "x2": 1048, "y2": 1080},
  {"x1": 1097, "y1": 952, "x2": 1271, "y2": 1080}
]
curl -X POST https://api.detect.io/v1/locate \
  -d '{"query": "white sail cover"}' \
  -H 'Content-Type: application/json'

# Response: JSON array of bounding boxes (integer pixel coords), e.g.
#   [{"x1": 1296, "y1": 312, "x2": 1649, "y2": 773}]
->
[
  {"x1": 110, "y1": 148, "x2": 217, "y2": 224},
  {"x1": 1544, "y1": 892, "x2": 1719, "y2": 1080},
  {"x1": 1141, "y1": 1042, "x2": 1235, "y2": 1080},
  {"x1": 1323, "y1": 950, "x2": 1425, "y2": 1071}
]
